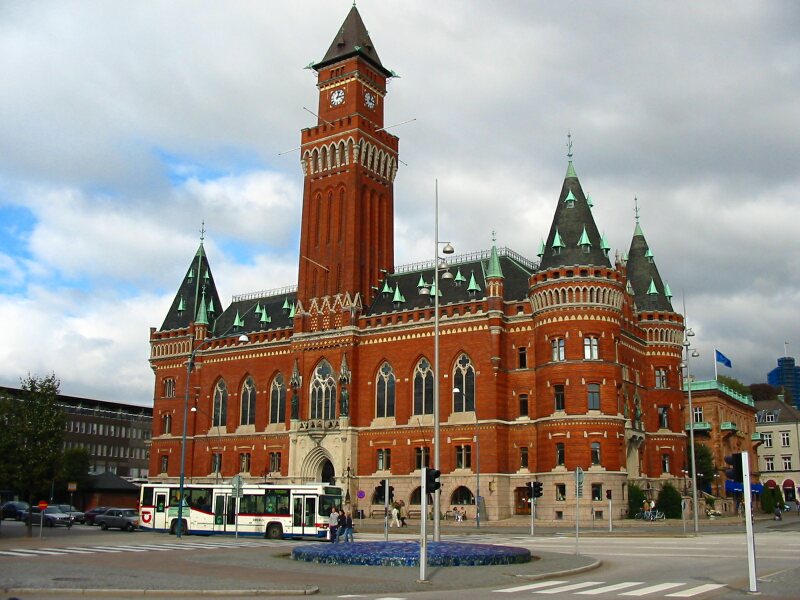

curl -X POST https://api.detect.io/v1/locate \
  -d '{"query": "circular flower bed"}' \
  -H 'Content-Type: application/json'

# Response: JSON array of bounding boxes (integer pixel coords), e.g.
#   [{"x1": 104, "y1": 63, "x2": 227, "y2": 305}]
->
[{"x1": 292, "y1": 540, "x2": 531, "y2": 566}]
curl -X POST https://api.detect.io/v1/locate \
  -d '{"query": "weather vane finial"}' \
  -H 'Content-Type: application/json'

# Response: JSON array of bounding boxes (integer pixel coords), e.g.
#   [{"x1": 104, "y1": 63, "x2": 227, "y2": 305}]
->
[
  {"x1": 492, "y1": 229, "x2": 497, "y2": 243},
  {"x1": 200, "y1": 221, "x2": 206, "y2": 243},
  {"x1": 634, "y1": 197, "x2": 640, "y2": 224},
  {"x1": 566, "y1": 131, "x2": 573, "y2": 160}
]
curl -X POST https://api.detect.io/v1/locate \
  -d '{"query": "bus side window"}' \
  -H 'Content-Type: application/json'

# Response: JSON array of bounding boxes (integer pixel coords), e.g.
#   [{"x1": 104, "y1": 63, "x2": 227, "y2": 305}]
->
[{"x1": 156, "y1": 494, "x2": 166, "y2": 513}]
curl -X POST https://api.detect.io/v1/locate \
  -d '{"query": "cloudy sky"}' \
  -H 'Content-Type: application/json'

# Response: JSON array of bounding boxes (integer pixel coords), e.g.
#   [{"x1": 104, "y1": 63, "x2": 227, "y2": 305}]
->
[{"x1": 1, "y1": 1, "x2": 798, "y2": 406}]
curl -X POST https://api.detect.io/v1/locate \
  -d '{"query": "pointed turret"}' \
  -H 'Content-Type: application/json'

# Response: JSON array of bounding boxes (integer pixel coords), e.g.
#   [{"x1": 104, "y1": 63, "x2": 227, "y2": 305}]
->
[
  {"x1": 626, "y1": 206, "x2": 674, "y2": 312},
  {"x1": 314, "y1": 5, "x2": 391, "y2": 77},
  {"x1": 538, "y1": 139, "x2": 611, "y2": 270},
  {"x1": 160, "y1": 239, "x2": 223, "y2": 332}
]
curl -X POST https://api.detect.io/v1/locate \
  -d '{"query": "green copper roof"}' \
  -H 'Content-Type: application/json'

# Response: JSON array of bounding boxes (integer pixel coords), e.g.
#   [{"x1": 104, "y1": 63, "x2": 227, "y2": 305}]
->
[
  {"x1": 586, "y1": 194, "x2": 594, "y2": 208},
  {"x1": 634, "y1": 222, "x2": 645, "y2": 237},
  {"x1": 626, "y1": 281, "x2": 634, "y2": 294},
  {"x1": 486, "y1": 242, "x2": 504, "y2": 279},
  {"x1": 468, "y1": 271, "x2": 481, "y2": 293},
  {"x1": 233, "y1": 310, "x2": 244, "y2": 328},
  {"x1": 647, "y1": 278, "x2": 658, "y2": 295},
  {"x1": 552, "y1": 228, "x2": 565, "y2": 249},
  {"x1": 289, "y1": 303, "x2": 296, "y2": 318},
  {"x1": 454, "y1": 267, "x2": 466, "y2": 283},
  {"x1": 196, "y1": 289, "x2": 209, "y2": 326},
  {"x1": 564, "y1": 190, "x2": 577, "y2": 204},
  {"x1": 392, "y1": 284, "x2": 405, "y2": 304},
  {"x1": 429, "y1": 281, "x2": 442, "y2": 297},
  {"x1": 207, "y1": 298, "x2": 215, "y2": 314},
  {"x1": 260, "y1": 309, "x2": 271, "y2": 325},
  {"x1": 203, "y1": 269, "x2": 210, "y2": 281},
  {"x1": 417, "y1": 274, "x2": 429, "y2": 289},
  {"x1": 381, "y1": 280, "x2": 393, "y2": 294},
  {"x1": 566, "y1": 160, "x2": 578, "y2": 179},
  {"x1": 578, "y1": 226, "x2": 591, "y2": 247},
  {"x1": 664, "y1": 282, "x2": 672, "y2": 299},
  {"x1": 255, "y1": 302, "x2": 263, "y2": 316},
  {"x1": 600, "y1": 232, "x2": 611, "y2": 253},
  {"x1": 177, "y1": 296, "x2": 186, "y2": 313},
  {"x1": 282, "y1": 297, "x2": 290, "y2": 311},
  {"x1": 537, "y1": 238, "x2": 545, "y2": 258},
  {"x1": 187, "y1": 268, "x2": 194, "y2": 282}
]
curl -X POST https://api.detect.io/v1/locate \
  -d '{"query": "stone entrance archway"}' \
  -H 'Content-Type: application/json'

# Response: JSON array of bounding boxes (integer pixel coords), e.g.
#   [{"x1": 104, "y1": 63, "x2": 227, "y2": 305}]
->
[{"x1": 321, "y1": 459, "x2": 335, "y2": 484}]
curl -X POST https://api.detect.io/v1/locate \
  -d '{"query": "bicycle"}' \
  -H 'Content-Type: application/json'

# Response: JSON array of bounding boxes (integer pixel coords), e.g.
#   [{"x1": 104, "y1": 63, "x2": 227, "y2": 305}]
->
[{"x1": 634, "y1": 510, "x2": 665, "y2": 521}]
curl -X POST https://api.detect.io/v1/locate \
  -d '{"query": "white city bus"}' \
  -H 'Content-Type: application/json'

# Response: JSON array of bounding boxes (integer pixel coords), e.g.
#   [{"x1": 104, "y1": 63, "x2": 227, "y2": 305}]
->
[{"x1": 138, "y1": 482, "x2": 343, "y2": 539}]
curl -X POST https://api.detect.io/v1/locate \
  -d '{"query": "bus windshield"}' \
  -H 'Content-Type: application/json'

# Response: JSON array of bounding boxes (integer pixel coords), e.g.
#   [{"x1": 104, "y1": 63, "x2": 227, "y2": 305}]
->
[{"x1": 318, "y1": 494, "x2": 342, "y2": 516}]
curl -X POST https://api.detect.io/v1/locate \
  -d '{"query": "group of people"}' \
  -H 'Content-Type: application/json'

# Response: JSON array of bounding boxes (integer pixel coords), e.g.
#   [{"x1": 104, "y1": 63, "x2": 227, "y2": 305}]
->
[
  {"x1": 328, "y1": 506, "x2": 354, "y2": 543},
  {"x1": 389, "y1": 500, "x2": 408, "y2": 527},
  {"x1": 642, "y1": 498, "x2": 657, "y2": 520},
  {"x1": 451, "y1": 506, "x2": 468, "y2": 522}
]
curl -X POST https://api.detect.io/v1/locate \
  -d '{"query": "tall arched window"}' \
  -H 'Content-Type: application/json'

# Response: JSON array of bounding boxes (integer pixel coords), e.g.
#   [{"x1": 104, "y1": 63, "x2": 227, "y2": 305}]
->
[
  {"x1": 310, "y1": 360, "x2": 336, "y2": 420},
  {"x1": 213, "y1": 380, "x2": 228, "y2": 428},
  {"x1": 163, "y1": 378, "x2": 175, "y2": 398},
  {"x1": 270, "y1": 373, "x2": 286, "y2": 424},
  {"x1": 376, "y1": 362, "x2": 396, "y2": 418},
  {"x1": 453, "y1": 353, "x2": 475, "y2": 412},
  {"x1": 413, "y1": 358, "x2": 434, "y2": 415},
  {"x1": 240, "y1": 377, "x2": 256, "y2": 426}
]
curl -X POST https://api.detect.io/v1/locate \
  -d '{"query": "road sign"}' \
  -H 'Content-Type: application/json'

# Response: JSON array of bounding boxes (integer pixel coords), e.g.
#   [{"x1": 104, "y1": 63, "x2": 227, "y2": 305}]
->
[
  {"x1": 576, "y1": 468, "x2": 584, "y2": 498},
  {"x1": 357, "y1": 490, "x2": 365, "y2": 499},
  {"x1": 67, "y1": 482, "x2": 77, "y2": 492},
  {"x1": 231, "y1": 474, "x2": 244, "y2": 498},
  {"x1": 38, "y1": 501, "x2": 48, "y2": 510}
]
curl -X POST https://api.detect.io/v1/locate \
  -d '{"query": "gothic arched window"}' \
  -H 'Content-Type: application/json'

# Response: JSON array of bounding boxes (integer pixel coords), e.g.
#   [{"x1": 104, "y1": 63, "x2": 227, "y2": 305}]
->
[
  {"x1": 213, "y1": 380, "x2": 228, "y2": 428},
  {"x1": 270, "y1": 373, "x2": 286, "y2": 424},
  {"x1": 310, "y1": 361, "x2": 336, "y2": 420},
  {"x1": 453, "y1": 353, "x2": 475, "y2": 412},
  {"x1": 413, "y1": 358, "x2": 434, "y2": 415},
  {"x1": 240, "y1": 377, "x2": 256, "y2": 426},
  {"x1": 376, "y1": 362, "x2": 396, "y2": 418}
]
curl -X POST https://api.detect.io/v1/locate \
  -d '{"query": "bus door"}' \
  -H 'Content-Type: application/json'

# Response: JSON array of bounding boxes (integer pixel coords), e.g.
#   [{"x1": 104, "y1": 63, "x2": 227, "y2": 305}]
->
[
  {"x1": 292, "y1": 494, "x2": 318, "y2": 536},
  {"x1": 153, "y1": 492, "x2": 168, "y2": 530},
  {"x1": 213, "y1": 493, "x2": 238, "y2": 533}
]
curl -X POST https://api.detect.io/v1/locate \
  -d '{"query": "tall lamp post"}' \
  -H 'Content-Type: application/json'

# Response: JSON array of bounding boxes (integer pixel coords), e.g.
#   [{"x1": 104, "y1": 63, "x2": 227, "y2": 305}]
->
[
  {"x1": 190, "y1": 406, "x2": 222, "y2": 483},
  {"x1": 177, "y1": 331, "x2": 248, "y2": 539},
  {"x1": 682, "y1": 327, "x2": 701, "y2": 535},
  {"x1": 419, "y1": 180, "x2": 454, "y2": 542}
]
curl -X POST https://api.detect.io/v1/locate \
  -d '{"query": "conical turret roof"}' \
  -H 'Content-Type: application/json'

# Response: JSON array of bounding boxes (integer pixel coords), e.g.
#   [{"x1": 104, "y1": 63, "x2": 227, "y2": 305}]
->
[
  {"x1": 160, "y1": 242, "x2": 223, "y2": 332},
  {"x1": 538, "y1": 156, "x2": 611, "y2": 270},
  {"x1": 314, "y1": 5, "x2": 391, "y2": 76},
  {"x1": 626, "y1": 217, "x2": 674, "y2": 312}
]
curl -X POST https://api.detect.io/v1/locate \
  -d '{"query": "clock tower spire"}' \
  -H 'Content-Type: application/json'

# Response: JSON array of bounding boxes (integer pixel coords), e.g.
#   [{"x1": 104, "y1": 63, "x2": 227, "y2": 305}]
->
[{"x1": 297, "y1": 6, "x2": 398, "y2": 313}]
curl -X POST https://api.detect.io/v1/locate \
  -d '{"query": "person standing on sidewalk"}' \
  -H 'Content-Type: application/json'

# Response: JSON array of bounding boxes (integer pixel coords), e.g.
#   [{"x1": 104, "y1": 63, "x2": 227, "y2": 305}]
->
[
  {"x1": 328, "y1": 506, "x2": 339, "y2": 543},
  {"x1": 343, "y1": 511, "x2": 354, "y2": 542}
]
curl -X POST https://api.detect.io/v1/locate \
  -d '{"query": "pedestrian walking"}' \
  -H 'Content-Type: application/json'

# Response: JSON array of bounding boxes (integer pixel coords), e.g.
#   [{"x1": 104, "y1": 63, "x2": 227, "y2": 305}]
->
[
  {"x1": 399, "y1": 501, "x2": 408, "y2": 527},
  {"x1": 328, "y1": 506, "x2": 339, "y2": 543},
  {"x1": 337, "y1": 507, "x2": 347, "y2": 542},
  {"x1": 390, "y1": 504, "x2": 401, "y2": 527},
  {"x1": 343, "y1": 511, "x2": 354, "y2": 542}
]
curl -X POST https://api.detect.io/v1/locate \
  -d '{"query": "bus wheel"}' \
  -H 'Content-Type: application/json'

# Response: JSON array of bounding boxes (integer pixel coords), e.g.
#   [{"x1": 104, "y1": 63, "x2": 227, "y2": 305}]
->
[{"x1": 265, "y1": 523, "x2": 283, "y2": 539}]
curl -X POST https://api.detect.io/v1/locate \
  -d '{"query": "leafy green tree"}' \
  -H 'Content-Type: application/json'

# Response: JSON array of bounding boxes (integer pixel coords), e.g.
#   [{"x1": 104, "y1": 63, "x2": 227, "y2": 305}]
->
[
  {"x1": 4, "y1": 374, "x2": 65, "y2": 536},
  {"x1": 656, "y1": 482, "x2": 682, "y2": 519},
  {"x1": 761, "y1": 488, "x2": 776, "y2": 514},
  {"x1": 691, "y1": 444, "x2": 716, "y2": 493},
  {"x1": 55, "y1": 447, "x2": 91, "y2": 503},
  {"x1": 749, "y1": 383, "x2": 779, "y2": 403},
  {"x1": 628, "y1": 483, "x2": 646, "y2": 519},
  {"x1": 718, "y1": 375, "x2": 751, "y2": 397}
]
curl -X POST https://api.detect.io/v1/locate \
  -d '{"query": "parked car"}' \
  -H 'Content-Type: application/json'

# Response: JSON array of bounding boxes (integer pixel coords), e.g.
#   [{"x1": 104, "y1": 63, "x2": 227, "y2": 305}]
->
[
  {"x1": 83, "y1": 506, "x2": 110, "y2": 526},
  {"x1": 58, "y1": 504, "x2": 85, "y2": 524},
  {"x1": 1, "y1": 501, "x2": 29, "y2": 520},
  {"x1": 95, "y1": 508, "x2": 139, "y2": 531},
  {"x1": 23, "y1": 506, "x2": 73, "y2": 527}
]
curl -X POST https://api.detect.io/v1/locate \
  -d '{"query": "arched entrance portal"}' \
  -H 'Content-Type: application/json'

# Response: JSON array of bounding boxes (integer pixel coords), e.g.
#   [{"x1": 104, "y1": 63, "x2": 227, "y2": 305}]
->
[{"x1": 321, "y1": 459, "x2": 335, "y2": 484}]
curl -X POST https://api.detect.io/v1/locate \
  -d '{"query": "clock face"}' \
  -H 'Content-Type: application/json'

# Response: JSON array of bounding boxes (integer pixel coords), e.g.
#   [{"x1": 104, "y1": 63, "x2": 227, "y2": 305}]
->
[
  {"x1": 364, "y1": 91, "x2": 376, "y2": 110},
  {"x1": 330, "y1": 89, "x2": 345, "y2": 106}
]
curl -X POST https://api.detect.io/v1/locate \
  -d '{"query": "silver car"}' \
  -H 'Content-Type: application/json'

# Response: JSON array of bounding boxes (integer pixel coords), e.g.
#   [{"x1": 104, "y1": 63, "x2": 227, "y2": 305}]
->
[
  {"x1": 95, "y1": 508, "x2": 139, "y2": 531},
  {"x1": 24, "y1": 506, "x2": 73, "y2": 527}
]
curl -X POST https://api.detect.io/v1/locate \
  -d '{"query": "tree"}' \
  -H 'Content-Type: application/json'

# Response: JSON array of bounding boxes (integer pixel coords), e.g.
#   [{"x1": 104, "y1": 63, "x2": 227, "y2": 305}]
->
[
  {"x1": 5, "y1": 374, "x2": 65, "y2": 536},
  {"x1": 55, "y1": 447, "x2": 91, "y2": 503},
  {"x1": 656, "y1": 482, "x2": 682, "y2": 519},
  {"x1": 628, "y1": 483, "x2": 646, "y2": 519},
  {"x1": 718, "y1": 375, "x2": 751, "y2": 397},
  {"x1": 749, "y1": 383, "x2": 779, "y2": 403},
  {"x1": 692, "y1": 444, "x2": 716, "y2": 494}
]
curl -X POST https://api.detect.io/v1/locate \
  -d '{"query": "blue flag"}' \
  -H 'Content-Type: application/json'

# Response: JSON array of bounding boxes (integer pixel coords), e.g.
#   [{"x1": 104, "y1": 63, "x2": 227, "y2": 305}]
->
[{"x1": 715, "y1": 349, "x2": 732, "y2": 368}]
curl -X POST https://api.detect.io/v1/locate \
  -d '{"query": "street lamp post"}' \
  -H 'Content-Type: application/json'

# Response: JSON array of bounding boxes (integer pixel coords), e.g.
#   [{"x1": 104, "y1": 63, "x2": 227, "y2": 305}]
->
[
  {"x1": 190, "y1": 406, "x2": 221, "y2": 483},
  {"x1": 682, "y1": 328, "x2": 701, "y2": 535},
  {"x1": 419, "y1": 180, "x2": 454, "y2": 542},
  {"x1": 177, "y1": 331, "x2": 248, "y2": 539}
]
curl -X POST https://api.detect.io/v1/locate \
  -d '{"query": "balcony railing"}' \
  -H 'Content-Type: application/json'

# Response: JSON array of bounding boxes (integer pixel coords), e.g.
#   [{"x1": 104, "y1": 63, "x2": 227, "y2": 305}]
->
[
  {"x1": 720, "y1": 421, "x2": 738, "y2": 431},
  {"x1": 685, "y1": 421, "x2": 711, "y2": 432}
]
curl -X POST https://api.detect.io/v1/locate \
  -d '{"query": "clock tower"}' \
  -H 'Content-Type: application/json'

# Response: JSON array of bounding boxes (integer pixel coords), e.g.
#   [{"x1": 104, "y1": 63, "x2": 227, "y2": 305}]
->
[{"x1": 297, "y1": 5, "x2": 398, "y2": 312}]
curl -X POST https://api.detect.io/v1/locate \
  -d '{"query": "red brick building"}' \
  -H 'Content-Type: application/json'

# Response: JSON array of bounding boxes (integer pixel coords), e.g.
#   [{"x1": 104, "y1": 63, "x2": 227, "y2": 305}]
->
[{"x1": 148, "y1": 6, "x2": 688, "y2": 521}]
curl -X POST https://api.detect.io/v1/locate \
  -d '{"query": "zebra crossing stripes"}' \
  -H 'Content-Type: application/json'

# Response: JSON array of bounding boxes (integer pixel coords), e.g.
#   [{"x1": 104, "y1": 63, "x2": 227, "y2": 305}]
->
[{"x1": 494, "y1": 580, "x2": 726, "y2": 597}]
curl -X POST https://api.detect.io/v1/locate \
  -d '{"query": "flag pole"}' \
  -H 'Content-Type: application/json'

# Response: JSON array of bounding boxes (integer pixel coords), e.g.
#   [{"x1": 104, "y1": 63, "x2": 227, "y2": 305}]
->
[{"x1": 714, "y1": 349, "x2": 718, "y2": 381}]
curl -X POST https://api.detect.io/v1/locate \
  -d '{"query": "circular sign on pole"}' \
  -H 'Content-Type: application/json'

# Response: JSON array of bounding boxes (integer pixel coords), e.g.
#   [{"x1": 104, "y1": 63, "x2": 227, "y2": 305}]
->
[
  {"x1": 38, "y1": 501, "x2": 48, "y2": 510},
  {"x1": 357, "y1": 490, "x2": 366, "y2": 499}
]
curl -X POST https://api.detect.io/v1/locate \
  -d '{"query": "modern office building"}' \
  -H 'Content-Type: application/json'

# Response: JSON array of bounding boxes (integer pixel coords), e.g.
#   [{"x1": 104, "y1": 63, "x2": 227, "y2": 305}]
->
[{"x1": 768, "y1": 356, "x2": 798, "y2": 409}]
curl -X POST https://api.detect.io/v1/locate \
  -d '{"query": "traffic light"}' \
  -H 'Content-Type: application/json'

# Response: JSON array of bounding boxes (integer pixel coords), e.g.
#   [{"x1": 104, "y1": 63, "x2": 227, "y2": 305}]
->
[
  {"x1": 606, "y1": 489, "x2": 612, "y2": 500},
  {"x1": 724, "y1": 452, "x2": 744, "y2": 483},
  {"x1": 525, "y1": 482, "x2": 533, "y2": 497},
  {"x1": 532, "y1": 481, "x2": 543, "y2": 498},
  {"x1": 388, "y1": 485, "x2": 395, "y2": 502},
  {"x1": 425, "y1": 468, "x2": 441, "y2": 493}
]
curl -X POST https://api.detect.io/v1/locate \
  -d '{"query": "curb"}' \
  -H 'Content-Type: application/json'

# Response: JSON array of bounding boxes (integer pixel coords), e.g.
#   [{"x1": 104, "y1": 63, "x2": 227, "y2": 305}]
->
[
  {"x1": 516, "y1": 559, "x2": 603, "y2": 581},
  {"x1": 1, "y1": 587, "x2": 319, "y2": 597}
]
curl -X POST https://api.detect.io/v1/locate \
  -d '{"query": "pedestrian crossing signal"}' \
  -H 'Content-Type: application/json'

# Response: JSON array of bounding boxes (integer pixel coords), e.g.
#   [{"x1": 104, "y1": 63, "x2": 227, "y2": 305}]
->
[
  {"x1": 724, "y1": 452, "x2": 744, "y2": 483},
  {"x1": 425, "y1": 468, "x2": 441, "y2": 492}
]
